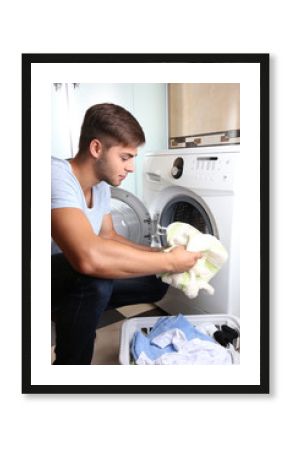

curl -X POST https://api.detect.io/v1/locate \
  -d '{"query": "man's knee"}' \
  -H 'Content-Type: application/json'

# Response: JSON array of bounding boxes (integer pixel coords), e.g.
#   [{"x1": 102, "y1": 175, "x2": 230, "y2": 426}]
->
[{"x1": 78, "y1": 276, "x2": 114, "y2": 302}]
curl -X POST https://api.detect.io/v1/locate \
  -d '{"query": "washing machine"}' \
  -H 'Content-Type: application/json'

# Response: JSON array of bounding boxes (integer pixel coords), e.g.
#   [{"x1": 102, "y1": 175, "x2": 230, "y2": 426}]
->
[{"x1": 110, "y1": 146, "x2": 240, "y2": 317}]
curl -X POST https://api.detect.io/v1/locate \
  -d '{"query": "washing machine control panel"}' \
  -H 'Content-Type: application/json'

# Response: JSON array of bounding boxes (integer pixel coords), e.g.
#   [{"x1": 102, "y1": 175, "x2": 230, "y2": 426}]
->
[
  {"x1": 144, "y1": 151, "x2": 239, "y2": 193},
  {"x1": 173, "y1": 154, "x2": 237, "y2": 191}
]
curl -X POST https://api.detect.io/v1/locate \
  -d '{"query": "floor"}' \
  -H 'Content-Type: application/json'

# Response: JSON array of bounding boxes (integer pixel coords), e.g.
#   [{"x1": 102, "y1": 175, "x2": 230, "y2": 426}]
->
[{"x1": 51, "y1": 303, "x2": 168, "y2": 365}]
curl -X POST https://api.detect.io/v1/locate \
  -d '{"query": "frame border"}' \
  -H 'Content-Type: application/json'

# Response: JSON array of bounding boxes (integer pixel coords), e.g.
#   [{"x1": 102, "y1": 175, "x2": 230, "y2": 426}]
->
[{"x1": 22, "y1": 53, "x2": 269, "y2": 394}]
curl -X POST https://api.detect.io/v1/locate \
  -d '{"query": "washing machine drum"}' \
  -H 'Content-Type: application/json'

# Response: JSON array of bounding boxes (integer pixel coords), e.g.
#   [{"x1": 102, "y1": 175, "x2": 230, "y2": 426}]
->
[
  {"x1": 155, "y1": 194, "x2": 217, "y2": 247},
  {"x1": 159, "y1": 195, "x2": 215, "y2": 235}
]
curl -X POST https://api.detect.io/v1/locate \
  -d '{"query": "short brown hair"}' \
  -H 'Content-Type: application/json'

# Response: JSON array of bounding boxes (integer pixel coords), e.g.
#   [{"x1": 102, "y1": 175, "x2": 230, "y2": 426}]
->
[{"x1": 78, "y1": 103, "x2": 145, "y2": 153}]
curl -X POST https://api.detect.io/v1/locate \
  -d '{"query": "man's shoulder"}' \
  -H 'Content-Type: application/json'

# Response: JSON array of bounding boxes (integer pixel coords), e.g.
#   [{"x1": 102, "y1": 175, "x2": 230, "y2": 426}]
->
[
  {"x1": 52, "y1": 156, "x2": 69, "y2": 170},
  {"x1": 51, "y1": 157, "x2": 81, "y2": 208},
  {"x1": 51, "y1": 156, "x2": 73, "y2": 179},
  {"x1": 51, "y1": 156, "x2": 78, "y2": 195}
]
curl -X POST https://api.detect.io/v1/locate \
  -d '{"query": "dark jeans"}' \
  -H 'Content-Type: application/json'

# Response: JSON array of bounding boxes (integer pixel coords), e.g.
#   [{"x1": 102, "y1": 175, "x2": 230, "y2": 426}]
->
[{"x1": 51, "y1": 253, "x2": 169, "y2": 365}]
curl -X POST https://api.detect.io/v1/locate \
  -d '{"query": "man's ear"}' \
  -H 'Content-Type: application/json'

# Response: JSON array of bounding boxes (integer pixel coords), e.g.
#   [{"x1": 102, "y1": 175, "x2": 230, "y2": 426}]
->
[{"x1": 89, "y1": 139, "x2": 103, "y2": 159}]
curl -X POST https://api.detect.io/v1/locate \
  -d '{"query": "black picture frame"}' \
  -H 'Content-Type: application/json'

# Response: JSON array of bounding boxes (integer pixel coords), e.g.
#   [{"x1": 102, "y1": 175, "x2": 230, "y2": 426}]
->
[{"x1": 22, "y1": 53, "x2": 269, "y2": 394}]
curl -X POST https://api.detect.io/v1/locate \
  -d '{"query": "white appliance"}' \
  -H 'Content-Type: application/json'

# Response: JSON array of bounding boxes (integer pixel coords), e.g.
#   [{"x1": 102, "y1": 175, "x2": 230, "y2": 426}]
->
[{"x1": 110, "y1": 146, "x2": 240, "y2": 317}]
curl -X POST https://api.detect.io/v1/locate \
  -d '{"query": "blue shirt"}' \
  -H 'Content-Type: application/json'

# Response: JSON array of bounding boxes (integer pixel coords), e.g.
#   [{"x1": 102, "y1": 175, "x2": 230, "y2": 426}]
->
[{"x1": 51, "y1": 156, "x2": 111, "y2": 254}]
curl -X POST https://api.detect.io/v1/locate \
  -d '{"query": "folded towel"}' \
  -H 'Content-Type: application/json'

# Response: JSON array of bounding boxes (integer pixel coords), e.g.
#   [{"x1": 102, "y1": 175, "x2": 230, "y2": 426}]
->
[
  {"x1": 160, "y1": 222, "x2": 228, "y2": 298},
  {"x1": 130, "y1": 314, "x2": 235, "y2": 365}
]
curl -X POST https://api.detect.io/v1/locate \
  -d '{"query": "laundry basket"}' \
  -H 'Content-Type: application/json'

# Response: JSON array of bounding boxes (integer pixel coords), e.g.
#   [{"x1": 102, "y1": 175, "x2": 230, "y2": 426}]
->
[{"x1": 119, "y1": 314, "x2": 240, "y2": 365}]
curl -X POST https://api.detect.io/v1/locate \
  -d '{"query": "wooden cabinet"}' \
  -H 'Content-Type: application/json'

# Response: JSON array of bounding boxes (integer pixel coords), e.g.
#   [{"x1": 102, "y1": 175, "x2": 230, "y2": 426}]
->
[{"x1": 168, "y1": 83, "x2": 240, "y2": 148}]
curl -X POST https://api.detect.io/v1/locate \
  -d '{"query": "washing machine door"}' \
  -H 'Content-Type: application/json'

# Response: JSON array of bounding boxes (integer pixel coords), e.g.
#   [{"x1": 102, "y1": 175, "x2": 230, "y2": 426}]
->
[
  {"x1": 151, "y1": 186, "x2": 219, "y2": 247},
  {"x1": 110, "y1": 187, "x2": 152, "y2": 246}
]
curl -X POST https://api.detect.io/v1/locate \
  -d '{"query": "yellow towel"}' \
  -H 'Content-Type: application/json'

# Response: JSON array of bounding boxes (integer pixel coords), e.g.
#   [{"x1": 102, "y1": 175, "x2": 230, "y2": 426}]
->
[{"x1": 160, "y1": 222, "x2": 228, "y2": 299}]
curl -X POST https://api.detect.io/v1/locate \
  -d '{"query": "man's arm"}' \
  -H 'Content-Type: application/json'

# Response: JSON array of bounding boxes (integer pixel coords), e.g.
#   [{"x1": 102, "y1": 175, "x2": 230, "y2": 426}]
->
[
  {"x1": 99, "y1": 214, "x2": 160, "y2": 252},
  {"x1": 51, "y1": 208, "x2": 201, "y2": 279}
]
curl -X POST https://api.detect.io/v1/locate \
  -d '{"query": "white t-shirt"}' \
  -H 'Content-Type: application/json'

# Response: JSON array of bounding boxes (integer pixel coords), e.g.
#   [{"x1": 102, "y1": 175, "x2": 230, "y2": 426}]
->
[{"x1": 51, "y1": 156, "x2": 111, "y2": 255}]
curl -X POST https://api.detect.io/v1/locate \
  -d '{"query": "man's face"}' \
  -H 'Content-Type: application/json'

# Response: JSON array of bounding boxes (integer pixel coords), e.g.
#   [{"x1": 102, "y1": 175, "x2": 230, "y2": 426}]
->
[{"x1": 96, "y1": 144, "x2": 138, "y2": 187}]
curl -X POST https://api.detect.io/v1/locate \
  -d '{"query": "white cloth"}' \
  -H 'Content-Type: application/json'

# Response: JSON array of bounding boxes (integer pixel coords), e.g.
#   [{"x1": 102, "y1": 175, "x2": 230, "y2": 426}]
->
[
  {"x1": 195, "y1": 322, "x2": 219, "y2": 337},
  {"x1": 135, "y1": 329, "x2": 235, "y2": 365},
  {"x1": 160, "y1": 222, "x2": 228, "y2": 298}
]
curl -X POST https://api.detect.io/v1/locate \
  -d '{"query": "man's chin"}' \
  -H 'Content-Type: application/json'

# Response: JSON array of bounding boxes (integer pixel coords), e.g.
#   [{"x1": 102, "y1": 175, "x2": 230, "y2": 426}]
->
[{"x1": 107, "y1": 180, "x2": 122, "y2": 187}]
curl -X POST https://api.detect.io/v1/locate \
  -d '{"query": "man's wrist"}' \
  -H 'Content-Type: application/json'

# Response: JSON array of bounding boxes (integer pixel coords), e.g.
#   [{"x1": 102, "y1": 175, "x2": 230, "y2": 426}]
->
[{"x1": 163, "y1": 250, "x2": 174, "y2": 273}]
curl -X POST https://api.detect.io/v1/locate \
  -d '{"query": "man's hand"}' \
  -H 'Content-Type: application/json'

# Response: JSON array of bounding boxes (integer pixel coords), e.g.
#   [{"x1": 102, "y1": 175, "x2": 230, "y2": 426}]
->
[{"x1": 166, "y1": 246, "x2": 202, "y2": 274}]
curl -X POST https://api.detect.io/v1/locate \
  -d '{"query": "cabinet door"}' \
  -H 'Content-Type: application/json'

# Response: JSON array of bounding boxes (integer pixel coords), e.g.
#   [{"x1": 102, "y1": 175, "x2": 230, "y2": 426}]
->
[{"x1": 168, "y1": 83, "x2": 240, "y2": 140}]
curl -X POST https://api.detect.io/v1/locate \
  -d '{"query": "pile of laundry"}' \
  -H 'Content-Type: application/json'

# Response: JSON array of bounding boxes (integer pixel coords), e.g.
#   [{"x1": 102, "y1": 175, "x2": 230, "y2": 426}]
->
[{"x1": 130, "y1": 314, "x2": 240, "y2": 365}]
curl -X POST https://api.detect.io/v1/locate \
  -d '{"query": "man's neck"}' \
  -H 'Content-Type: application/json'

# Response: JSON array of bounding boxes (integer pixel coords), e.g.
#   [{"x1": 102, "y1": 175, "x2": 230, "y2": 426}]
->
[{"x1": 69, "y1": 155, "x2": 100, "y2": 194}]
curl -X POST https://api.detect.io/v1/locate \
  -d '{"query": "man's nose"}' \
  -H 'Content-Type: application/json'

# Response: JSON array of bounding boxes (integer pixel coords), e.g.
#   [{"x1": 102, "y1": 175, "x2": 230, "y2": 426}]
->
[{"x1": 126, "y1": 159, "x2": 135, "y2": 172}]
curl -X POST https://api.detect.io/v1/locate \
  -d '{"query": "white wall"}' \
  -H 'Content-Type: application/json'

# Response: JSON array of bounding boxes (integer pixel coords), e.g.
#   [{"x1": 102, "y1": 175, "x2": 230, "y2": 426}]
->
[{"x1": 51, "y1": 83, "x2": 167, "y2": 197}]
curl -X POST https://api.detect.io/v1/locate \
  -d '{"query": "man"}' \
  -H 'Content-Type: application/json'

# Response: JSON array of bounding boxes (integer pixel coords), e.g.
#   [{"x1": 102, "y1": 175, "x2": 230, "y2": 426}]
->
[{"x1": 51, "y1": 103, "x2": 201, "y2": 365}]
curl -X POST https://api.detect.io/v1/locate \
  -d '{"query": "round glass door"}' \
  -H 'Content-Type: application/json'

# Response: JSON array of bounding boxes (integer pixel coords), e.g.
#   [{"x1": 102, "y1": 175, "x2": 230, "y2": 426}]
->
[{"x1": 110, "y1": 188, "x2": 152, "y2": 246}]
